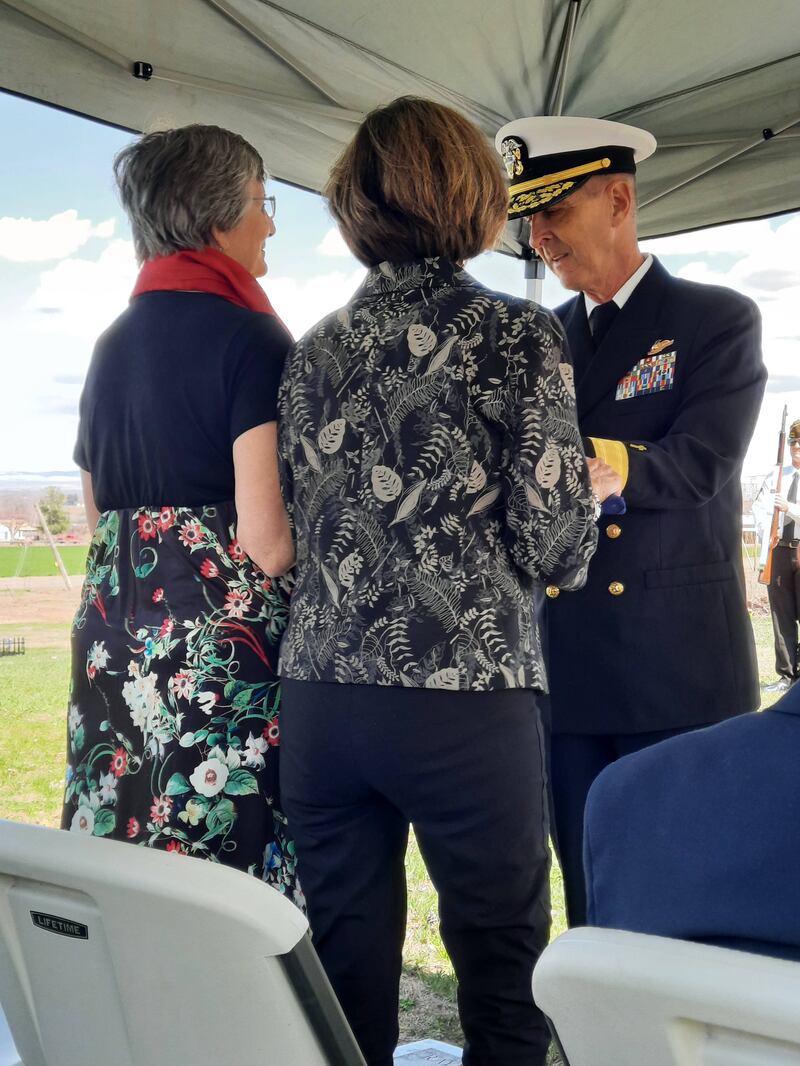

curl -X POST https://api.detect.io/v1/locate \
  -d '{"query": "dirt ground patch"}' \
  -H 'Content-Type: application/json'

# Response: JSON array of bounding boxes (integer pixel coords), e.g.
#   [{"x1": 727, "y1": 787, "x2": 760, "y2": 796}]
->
[
  {"x1": 398, "y1": 971, "x2": 462, "y2": 1046},
  {"x1": 3, "y1": 561, "x2": 769, "y2": 623},
  {"x1": 0, "y1": 578, "x2": 81, "y2": 647}
]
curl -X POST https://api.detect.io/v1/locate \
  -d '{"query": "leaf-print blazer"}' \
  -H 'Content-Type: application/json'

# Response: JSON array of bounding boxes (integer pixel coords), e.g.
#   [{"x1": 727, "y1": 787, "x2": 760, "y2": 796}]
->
[{"x1": 277, "y1": 257, "x2": 598, "y2": 691}]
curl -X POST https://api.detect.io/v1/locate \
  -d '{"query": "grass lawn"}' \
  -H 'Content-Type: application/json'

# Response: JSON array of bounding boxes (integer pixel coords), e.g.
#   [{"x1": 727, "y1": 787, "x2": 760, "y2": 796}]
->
[
  {"x1": 0, "y1": 644, "x2": 69, "y2": 825},
  {"x1": 752, "y1": 611, "x2": 785, "y2": 699},
  {"x1": 0, "y1": 609, "x2": 782, "y2": 1057},
  {"x1": 0, "y1": 544, "x2": 89, "y2": 578}
]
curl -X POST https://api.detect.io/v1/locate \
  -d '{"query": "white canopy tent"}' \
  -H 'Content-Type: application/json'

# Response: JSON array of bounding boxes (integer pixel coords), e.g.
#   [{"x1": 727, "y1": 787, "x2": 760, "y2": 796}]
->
[{"x1": 1, "y1": 0, "x2": 799, "y2": 258}]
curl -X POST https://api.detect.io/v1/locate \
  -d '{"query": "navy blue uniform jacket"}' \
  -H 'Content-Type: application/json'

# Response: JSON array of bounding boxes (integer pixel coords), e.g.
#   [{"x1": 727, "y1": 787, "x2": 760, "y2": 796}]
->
[
  {"x1": 546, "y1": 257, "x2": 766, "y2": 734},
  {"x1": 584, "y1": 684, "x2": 800, "y2": 962}
]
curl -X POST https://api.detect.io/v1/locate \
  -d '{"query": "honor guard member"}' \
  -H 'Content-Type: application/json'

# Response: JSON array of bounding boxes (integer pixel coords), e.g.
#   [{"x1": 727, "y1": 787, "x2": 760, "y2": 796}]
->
[
  {"x1": 495, "y1": 116, "x2": 767, "y2": 925},
  {"x1": 755, "y1": 417, "x2": 800, "y2": 694}
]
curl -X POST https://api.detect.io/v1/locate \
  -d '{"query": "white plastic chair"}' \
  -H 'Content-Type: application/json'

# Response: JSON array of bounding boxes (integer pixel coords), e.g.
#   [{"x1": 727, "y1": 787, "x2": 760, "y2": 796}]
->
[
  {"x1": 0, "y1": 818, "x2": 366, "y2": 1066},
  {"x1": 533, "y1": 927, "x2": 800, "y2": 1066}
]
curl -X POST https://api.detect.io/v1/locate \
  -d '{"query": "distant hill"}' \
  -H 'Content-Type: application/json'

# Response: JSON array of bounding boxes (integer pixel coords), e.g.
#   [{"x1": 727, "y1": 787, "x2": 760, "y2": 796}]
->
[{"x1": 0, "y1": 471, "x2": 80, "y2": 491}]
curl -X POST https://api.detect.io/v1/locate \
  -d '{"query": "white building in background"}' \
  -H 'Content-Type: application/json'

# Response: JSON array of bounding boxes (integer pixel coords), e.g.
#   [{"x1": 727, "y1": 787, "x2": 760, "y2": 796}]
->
[{"x1": 0, "y1": 524, "x2": 11, "y2": 543}]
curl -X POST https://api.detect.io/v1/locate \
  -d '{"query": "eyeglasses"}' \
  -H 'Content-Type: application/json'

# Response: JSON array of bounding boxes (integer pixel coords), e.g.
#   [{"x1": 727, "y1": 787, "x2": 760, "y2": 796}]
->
[
  {"x1": 789, "y1": 438, "x2": 800, "y2": 446},
  {"x1": 252, "y1": 195, "x2": 276, "y2": 219}
]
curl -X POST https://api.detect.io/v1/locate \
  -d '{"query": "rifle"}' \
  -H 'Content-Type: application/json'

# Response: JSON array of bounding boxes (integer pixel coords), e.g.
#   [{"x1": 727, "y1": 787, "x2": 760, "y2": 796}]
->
[{"x1": 758, "y1": 404, "x2": 789, "y2": 585}]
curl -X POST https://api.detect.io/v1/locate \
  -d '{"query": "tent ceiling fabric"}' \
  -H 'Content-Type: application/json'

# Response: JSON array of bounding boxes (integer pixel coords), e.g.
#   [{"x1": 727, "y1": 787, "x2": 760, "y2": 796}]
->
[{"x1": 1, "y1": 0, "x2": 798, "y2": 249}]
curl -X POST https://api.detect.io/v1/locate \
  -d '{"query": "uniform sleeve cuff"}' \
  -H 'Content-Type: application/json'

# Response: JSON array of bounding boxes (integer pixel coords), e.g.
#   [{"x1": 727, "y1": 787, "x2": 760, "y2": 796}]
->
[{"x1": 587, "y1": 437, "x2": 629, "y2": 490}]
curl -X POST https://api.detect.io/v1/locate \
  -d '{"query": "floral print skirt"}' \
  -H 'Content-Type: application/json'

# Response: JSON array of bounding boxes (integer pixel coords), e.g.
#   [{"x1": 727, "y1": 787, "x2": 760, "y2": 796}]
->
[{"x1": 61, "y1": 502, "x2": 300, "y2": 905}]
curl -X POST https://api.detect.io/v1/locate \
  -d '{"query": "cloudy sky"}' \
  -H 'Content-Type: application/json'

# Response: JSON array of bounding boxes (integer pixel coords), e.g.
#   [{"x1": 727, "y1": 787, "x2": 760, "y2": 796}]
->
[{"x1": 1, "y1": 90, "x2": 797, "y2": 477}]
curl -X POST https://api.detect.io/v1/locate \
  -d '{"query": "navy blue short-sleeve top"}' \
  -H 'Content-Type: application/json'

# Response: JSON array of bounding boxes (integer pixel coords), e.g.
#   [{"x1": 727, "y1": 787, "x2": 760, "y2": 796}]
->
[{"x1": 74, "y1": 291, "x2": 291, "y2": 512}]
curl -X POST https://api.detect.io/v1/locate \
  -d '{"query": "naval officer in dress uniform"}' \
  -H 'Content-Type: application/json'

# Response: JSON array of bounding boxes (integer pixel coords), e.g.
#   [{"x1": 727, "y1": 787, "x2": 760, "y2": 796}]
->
[{"x1": 495, "y1": 116, "x2": 767, "y2": 925}]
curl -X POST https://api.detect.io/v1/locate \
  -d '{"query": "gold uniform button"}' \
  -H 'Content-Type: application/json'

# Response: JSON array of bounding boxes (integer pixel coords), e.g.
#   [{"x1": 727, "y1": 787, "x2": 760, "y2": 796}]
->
[
  {"x1": 545, "y1": 585, "x2": 560, "y2": 599},
  {"x1": 608, "y1": 581, "x2": 625, "y2": 596},
  {"x1": 606, "y1": 523, "x2": 622, "y2": 539}
]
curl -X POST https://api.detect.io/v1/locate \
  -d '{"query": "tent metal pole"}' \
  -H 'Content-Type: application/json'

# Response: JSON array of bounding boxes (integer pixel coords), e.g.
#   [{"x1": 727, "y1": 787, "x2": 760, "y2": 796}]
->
[
  {"x1": 640, "y1": 116, "x2": 800, "y2": 208},
  {"x1": 525, "y1": 255, "x2": 546, "y2": 304},
  {"x1": 545, "y1": 0, "x2": 582, "y2": 118}
]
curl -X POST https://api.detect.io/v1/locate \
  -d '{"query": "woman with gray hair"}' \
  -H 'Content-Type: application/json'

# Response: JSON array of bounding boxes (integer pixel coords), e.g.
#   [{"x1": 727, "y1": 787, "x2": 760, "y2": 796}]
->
[{"x1": 61, "y1": 124, "x2": 299, "y2": 901}]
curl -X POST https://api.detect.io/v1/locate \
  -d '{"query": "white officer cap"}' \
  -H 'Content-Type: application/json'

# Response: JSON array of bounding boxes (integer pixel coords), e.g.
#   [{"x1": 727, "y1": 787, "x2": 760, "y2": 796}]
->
[{"x1": 494, "y1": 116, "x2": 656, "y2": 220}]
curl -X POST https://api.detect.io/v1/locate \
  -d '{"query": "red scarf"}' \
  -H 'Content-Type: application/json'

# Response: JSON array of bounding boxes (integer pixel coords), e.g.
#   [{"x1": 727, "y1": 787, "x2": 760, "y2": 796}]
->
[{"x1": 131, "y1": 247, "x2": 281, "y2": 318}]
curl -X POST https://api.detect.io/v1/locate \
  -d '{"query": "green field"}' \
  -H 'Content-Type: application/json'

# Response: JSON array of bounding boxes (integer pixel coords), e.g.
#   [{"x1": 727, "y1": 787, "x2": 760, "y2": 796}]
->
[{"x1": 0, "y1": 544, "x2": 89, "y2": 578}]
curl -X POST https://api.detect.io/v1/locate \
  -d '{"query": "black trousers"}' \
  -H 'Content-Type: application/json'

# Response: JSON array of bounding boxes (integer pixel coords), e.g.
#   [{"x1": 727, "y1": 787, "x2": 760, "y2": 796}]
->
[
  {"x1": 768, "y1": 544, "x2": 800, "y2": 679},
  {"x1": 279, "y1": 680, "x2": 552, "y2": 1066},
  {"x1": 548, "y1": 726, "x2": 693, "y2": 926}
]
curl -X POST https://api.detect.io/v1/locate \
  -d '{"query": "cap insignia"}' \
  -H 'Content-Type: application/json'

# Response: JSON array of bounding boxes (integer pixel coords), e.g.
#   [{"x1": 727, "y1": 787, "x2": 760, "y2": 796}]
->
[{"x1": 500, "y1": 136, "x2": 526, "y2": 180}]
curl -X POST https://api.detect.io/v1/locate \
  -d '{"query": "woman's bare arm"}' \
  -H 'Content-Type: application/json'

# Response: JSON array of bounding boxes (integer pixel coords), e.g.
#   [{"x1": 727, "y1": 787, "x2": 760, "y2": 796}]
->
[
  {"x1": 80, "y1": 469, "x2": 101, "y2": 533},
  {"x1": 233, "y1": 422, "x2": 295, "y2": 576}
]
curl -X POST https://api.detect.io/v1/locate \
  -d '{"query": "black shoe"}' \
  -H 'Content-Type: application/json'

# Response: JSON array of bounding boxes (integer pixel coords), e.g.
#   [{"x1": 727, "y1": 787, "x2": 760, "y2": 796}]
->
[{"x1": 764, "y1": 677, "x2": 793, "y2": 694}]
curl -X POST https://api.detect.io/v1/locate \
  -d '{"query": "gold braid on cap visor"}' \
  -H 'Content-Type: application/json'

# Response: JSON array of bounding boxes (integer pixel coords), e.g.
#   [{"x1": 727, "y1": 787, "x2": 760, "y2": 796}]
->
[
  {"x1": 512, "y1": 181, "x2": 576, "y2": 213},
  {"x1": 508, "y1": 156, "x2": 613, "y2": 197},
  {"x1": 508, "y1": 156, "x2": 612, "y2": 212}
]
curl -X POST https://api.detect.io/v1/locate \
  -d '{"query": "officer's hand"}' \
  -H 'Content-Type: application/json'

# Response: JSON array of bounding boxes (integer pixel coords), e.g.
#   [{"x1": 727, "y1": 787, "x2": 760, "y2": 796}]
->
[
  {"x1": 774, "y1": 493, "x2": 789, "y2": 513},
  {"x1": 586, "y1": 458, "x2": 623, "y2": 502}
]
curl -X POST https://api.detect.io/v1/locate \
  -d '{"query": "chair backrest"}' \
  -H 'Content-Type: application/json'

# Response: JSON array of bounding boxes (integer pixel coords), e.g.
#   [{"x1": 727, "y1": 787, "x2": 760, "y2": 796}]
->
[
  {"x1": 0, "y1": 819, "x2": 366, "y2": 1066},
  {"x1": 533, "y1": 928, "x2": 800, "y2": 1066}
]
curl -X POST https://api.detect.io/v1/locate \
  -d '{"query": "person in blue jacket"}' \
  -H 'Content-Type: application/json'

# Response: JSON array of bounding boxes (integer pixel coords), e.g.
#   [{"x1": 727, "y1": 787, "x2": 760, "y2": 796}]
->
[
  {"x1": 584, "y1": 680, "x2": 800, "y2": 962},
  {"x1": 495, "y1": 115, "x2": 767, "y2": 925}
]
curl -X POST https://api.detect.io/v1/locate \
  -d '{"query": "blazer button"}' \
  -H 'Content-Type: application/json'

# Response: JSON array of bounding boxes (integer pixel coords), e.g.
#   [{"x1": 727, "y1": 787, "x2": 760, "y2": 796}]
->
[
  {"x1": 608, "y1": 581, "x2": 625, "y2": 596},
  {"x1": 545, "y1": 585, "x2": 560, "y2": 599},
  {"x1": 606, "y1": 523, "x2": 622, "y2": 539}
]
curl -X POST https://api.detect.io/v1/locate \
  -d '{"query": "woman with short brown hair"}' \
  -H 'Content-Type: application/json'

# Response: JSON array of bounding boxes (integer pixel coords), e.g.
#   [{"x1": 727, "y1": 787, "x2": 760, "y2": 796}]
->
[
  {"x1": 278, "y1": 97, "x2": 601, "y2": 1066},
  {"x1": 325, "y1": 94, "x2": 507, "y2": 265}
]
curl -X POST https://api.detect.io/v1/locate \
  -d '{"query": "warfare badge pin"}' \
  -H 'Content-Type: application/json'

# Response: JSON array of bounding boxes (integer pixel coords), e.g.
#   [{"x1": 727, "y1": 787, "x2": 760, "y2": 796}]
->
[{"x1": 647, "y1": 338, "x2": 674, "y2": 357}]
